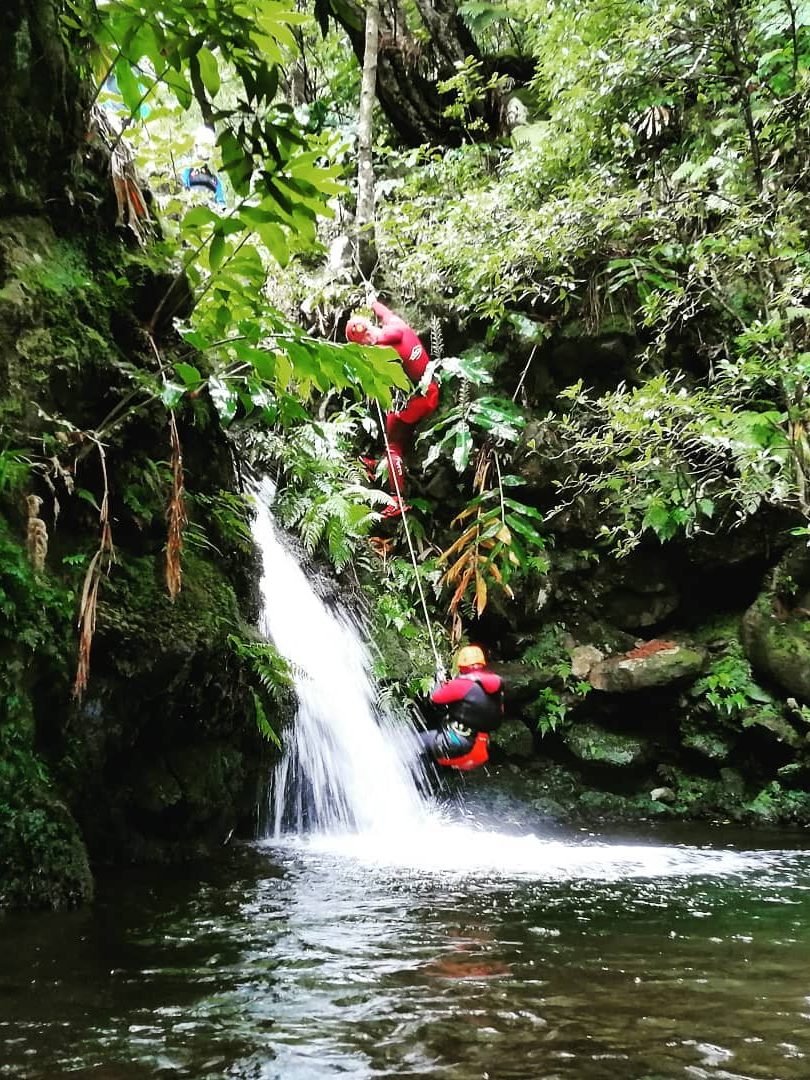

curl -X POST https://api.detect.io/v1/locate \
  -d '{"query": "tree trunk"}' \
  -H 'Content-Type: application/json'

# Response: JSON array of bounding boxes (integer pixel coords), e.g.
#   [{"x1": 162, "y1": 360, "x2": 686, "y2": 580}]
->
[
  {"x1": 355, "y1": 0, "x2": 379, "y2": 276},
  {"x1": 328, "y1": 0, "x2": 530, "y2": 146}
]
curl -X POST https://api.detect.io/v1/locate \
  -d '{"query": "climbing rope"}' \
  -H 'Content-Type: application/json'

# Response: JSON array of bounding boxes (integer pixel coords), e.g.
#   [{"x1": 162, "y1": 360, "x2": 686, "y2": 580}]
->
[{"x1": 374, "y1": 400, "x2": 446, "y2": 683}]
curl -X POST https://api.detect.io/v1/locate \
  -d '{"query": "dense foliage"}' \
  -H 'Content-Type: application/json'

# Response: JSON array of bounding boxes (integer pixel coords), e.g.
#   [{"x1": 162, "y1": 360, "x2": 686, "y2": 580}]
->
[{"x1": 370, "y1": 0, "x2": 810, "y2": 551}]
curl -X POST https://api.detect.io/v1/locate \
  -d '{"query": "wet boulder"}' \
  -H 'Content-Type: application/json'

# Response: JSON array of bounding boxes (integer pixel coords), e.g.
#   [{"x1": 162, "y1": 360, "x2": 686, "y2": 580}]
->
[
  {"x1": 569, "y1": 644, "x2": 604, "y2": 679},
  {"x1": 589, "y1": 640, "x2": 707, "y2": 693},
  {"x1": 742, "y1": 593, "x2": 810, "y2": 704},
  {"x1": 679, "y1": 716, "x2": 735, "y2": 761},
  {"x1": 564, "y1": 722, "x2": 646, "y2": 767},
  {"x1": 492, "y1": 661, "x2": 555, "y2": 701}
]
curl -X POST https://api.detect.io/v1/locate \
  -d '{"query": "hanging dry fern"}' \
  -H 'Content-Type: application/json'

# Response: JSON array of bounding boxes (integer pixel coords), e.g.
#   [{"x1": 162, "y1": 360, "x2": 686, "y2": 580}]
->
[
  {"x1": 165, "y1": 411, "x2": 187, "y2": 600},
  {"x1": 437, "y1": 448, "x2": 547, "y2": 644},
  {"x1": 73, "y1": 439, "x2": 115, "y2": 699},
  {"x1": 88, "y1": 104, "x2": 152, "y2": 245}
]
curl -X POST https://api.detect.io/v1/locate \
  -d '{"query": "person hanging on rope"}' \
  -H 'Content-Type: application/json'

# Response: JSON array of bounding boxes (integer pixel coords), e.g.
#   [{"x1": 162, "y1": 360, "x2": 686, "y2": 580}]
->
[
  {"x1": 181, "y1": 162, "x2": 226, "y2": 205},
  {"x1": 345, "y1": 298, "x2": 439, "y2": 519},
  {"x1": 420, "y1": 645, "x2": 504, "y2": 771}
]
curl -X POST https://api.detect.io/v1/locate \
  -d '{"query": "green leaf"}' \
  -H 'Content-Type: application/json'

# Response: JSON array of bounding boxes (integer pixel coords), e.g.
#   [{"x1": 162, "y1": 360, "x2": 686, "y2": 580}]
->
[
  {"x1": 453, "y1": 426, "x2": 473, "y2": 472},
  {"x1": 209, "y1": 376, "x2": 239, "y2": 422},
  {"x1": 76, "y1": 488, "x2": 101, "y2": 512},
  {"x1": 162, "y1": 66, "x2": 192, "y2": 110},
  {"x1": 174, "y1": 363, "x2": 202, "y2": 388},
  {"x1": 209, "y1": 234, "x2": 227, "y2": 271},
  {"x1": 114, "y1": 58, "x2": 142, "y2": 113},
  {"x1": 182, "y1": 205, "x2": 219, "y2": 229},
  {"x1": 502, "y1": 497, "x2": 544, "y2": 521},
  {"x1": 161, "y1": 381, "x2": 185, "y2": 408},
  {"x1": 196, "y1": 47, "x2": 220, "y2": 97},
  {"x1": 257, "y1": 222, "x2": 289, "y2": 267}
]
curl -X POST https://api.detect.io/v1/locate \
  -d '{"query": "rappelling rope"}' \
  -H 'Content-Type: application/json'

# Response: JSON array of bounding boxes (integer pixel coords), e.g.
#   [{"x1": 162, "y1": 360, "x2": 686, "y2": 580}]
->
[{"x1": 374, "y1": 399, "x2": 446, "y2": 683}]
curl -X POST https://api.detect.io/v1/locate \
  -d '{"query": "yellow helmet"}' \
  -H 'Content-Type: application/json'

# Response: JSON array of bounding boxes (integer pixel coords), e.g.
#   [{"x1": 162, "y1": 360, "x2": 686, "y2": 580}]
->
[{"x1": 457, "y1": 644, "x2": 486, "y2": 671}]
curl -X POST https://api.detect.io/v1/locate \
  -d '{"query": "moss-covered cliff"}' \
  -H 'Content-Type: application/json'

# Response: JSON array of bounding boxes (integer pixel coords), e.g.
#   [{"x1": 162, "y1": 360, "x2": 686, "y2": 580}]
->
[{"x1": 0, "y1": 2, "x2": 273, "y2": 911}]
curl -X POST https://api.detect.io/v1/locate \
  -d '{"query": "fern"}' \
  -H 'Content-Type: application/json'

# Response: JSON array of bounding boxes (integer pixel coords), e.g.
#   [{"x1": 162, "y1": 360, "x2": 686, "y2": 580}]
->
[
  {"x1": 228, "y1": 634, "x2": 294, "y2": 746},
  {"x1": 301, "y1": 500, "x2": 330, "y2": 553},
  {"x1": 252, "y1": 691, "x2": 282, "y2": 748},
  {"x1": 264, "y1": 406, "x2": 384, "y2": 571},
  {"x1": 438, "y1": 450, "x2": 547, "y2": 641},
  {"x1": 430, "y1": 316, "x2": 444, "y2": 361},
  {"x1": 326, "y1": 513, "x2": 352, "y2": 571}
]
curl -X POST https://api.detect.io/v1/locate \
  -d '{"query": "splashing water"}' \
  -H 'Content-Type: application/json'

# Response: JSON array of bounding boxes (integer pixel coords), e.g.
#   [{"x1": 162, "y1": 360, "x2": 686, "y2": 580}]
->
[
  {"x1": 254, "y1": 482, "x2": 429, "y2": 838},
  {"x1": 253, "y1": 482, "x2": 768, "y2": 881}
]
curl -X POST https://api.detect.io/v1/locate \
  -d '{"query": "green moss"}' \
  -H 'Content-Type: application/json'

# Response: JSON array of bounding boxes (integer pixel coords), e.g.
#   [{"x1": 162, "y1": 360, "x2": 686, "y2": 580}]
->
[
  {"x1": 564, "y1": 722, "x2": 646, "y2": 766},
  {"x1": 0, "y1": 213, "x2": 269, "y2": 901},
  {"x1": 0, "y1": 518, "x2": 91, "y2": 910},
  {"x1": 0, "y1": 784, "x2": 93, "y2": 911},
  {"x1": 97, "y1": 551, "x2": 243, "y2": 668},
  {"x1": 745, "y1": 781, "x2": 810, "y2": 824}
]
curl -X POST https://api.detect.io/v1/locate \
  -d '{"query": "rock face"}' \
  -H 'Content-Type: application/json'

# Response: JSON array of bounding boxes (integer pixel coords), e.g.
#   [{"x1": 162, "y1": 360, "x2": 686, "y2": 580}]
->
[
  {"x1": 599, "y1": 552, "x2": 680, "y2": 630},
  {"x1": 589, "y1": 641, "x2": 707, "y2": 693},
  {"x1": 742, "y1": 594, "x2": 810, "y2": 703}
]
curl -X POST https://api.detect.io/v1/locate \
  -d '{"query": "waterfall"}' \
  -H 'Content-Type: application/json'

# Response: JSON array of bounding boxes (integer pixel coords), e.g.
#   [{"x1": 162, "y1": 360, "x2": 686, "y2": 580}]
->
[
  {"x1": 252, "y1": 481, "x2": 430, "y2": 838},
  {"x1": 251, "y1": 481, "x2": 761, "y2": 882}
]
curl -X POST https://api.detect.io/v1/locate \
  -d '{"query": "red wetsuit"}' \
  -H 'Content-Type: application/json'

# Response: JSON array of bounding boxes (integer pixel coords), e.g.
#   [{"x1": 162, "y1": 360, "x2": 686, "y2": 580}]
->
[
  {"x1": 371, "y1": 301, "x2": 439, "y2": 493},
  {"x1": 426, "y1": 668, "x2": 504, "y2": 769}
]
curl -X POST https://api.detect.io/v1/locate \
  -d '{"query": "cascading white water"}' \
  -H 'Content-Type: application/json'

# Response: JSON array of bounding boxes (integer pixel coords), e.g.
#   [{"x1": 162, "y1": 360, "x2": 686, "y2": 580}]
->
[{"x1": 253, "y1": 481, "x2": 429, "y2": 838}]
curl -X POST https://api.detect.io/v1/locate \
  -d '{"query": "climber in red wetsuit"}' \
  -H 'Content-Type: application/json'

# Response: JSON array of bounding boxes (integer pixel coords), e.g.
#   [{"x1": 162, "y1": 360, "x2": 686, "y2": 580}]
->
[
  {"x1": 421, "y1": 645, "x2": 504, "y2": 771},
  {"x1": 345, "y1": 300, "x2": 439, "y2": 518}
]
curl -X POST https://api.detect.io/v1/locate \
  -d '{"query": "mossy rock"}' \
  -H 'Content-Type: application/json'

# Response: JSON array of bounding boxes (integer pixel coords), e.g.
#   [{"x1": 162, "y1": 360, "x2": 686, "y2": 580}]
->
[
  {"x1": 492, "y1": 661, "x2": 554, "y2": 699},
  {"x1": 744, "y1": 781, "x2": 810, "y2": 825},
  {"x1": 680, "y1": 715, "x2": 734, "y2": 761},
  {"x1": 492, "y1": 718, "x2": 534, "y2": 757},
  {"x1": 564, "y1": 722, "x2": 646, "y2": 766},
  {"x1": 740, "y1": 704, "x2": 802, "y2": 749},
  {"x1": 590, "y1": 644, "x2": 706, "y2": 693},
  {"x1": 0, "y1": 767, "x2": 92, "y2": 911},
  {"x1": 742, "y1": 592, "x2": 810, "y2": 703}
]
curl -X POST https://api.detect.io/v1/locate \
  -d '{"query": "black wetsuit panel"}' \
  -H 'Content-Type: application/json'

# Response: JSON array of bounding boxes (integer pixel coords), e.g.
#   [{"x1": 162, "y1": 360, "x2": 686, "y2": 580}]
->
[{"x1": 446, "y1": 679, "x2": 502, "y2": 733}]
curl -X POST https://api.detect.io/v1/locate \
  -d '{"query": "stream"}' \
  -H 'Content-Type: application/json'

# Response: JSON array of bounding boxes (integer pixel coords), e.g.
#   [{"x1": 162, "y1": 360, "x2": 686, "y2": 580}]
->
[{"x1": 2, "y1": 821, "x2": 810, "y2": 1079}]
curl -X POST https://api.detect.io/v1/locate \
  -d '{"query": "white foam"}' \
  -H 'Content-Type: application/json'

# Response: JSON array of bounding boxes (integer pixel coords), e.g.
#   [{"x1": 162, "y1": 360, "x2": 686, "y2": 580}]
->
[{"x1": 266, "y1": 824, "x2": 763, "y2": 881}]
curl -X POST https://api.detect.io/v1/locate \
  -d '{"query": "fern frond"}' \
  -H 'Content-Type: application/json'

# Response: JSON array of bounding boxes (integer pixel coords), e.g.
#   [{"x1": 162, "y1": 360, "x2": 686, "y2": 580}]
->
[
  {"x1": 301, "y1": 501, "x2": 329, "y2": 552},
  {"x1": 430, "y1": 316, "x2": 444, "y2": 361},
  {"x1": 326, "y1": 514, "x2": 352, "y2": 571}
]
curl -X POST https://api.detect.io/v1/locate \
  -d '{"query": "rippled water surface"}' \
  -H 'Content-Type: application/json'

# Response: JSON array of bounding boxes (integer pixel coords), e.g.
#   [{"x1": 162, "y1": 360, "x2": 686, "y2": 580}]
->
[{"x1": 3, "y1": 819, "x2": 810, "y2": 1079}]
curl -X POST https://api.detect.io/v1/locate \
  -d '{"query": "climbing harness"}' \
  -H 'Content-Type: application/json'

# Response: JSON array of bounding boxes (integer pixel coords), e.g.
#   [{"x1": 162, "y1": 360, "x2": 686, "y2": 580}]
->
[
  {"x1": 374, "y1": 399, "x2": 446, "y2": 683},
  {"x1": 437, "y1": 731, "x2": 489, "y2": 771}
]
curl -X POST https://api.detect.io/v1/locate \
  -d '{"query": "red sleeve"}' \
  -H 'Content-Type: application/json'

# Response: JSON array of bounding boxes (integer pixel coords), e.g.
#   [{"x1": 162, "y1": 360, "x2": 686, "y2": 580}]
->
[
  {"x1": 375, "y1": 325, "x2": 403, "y2": 347},
  {"x1": 372, "y1": 300, "x2": 396, "y2": 323},
  {"x1": 477, "y1": 672, "x2": 502, "y2": 693},
  {"x1": 431, "y1": 677, "x2": 473, "y2": 704}
]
